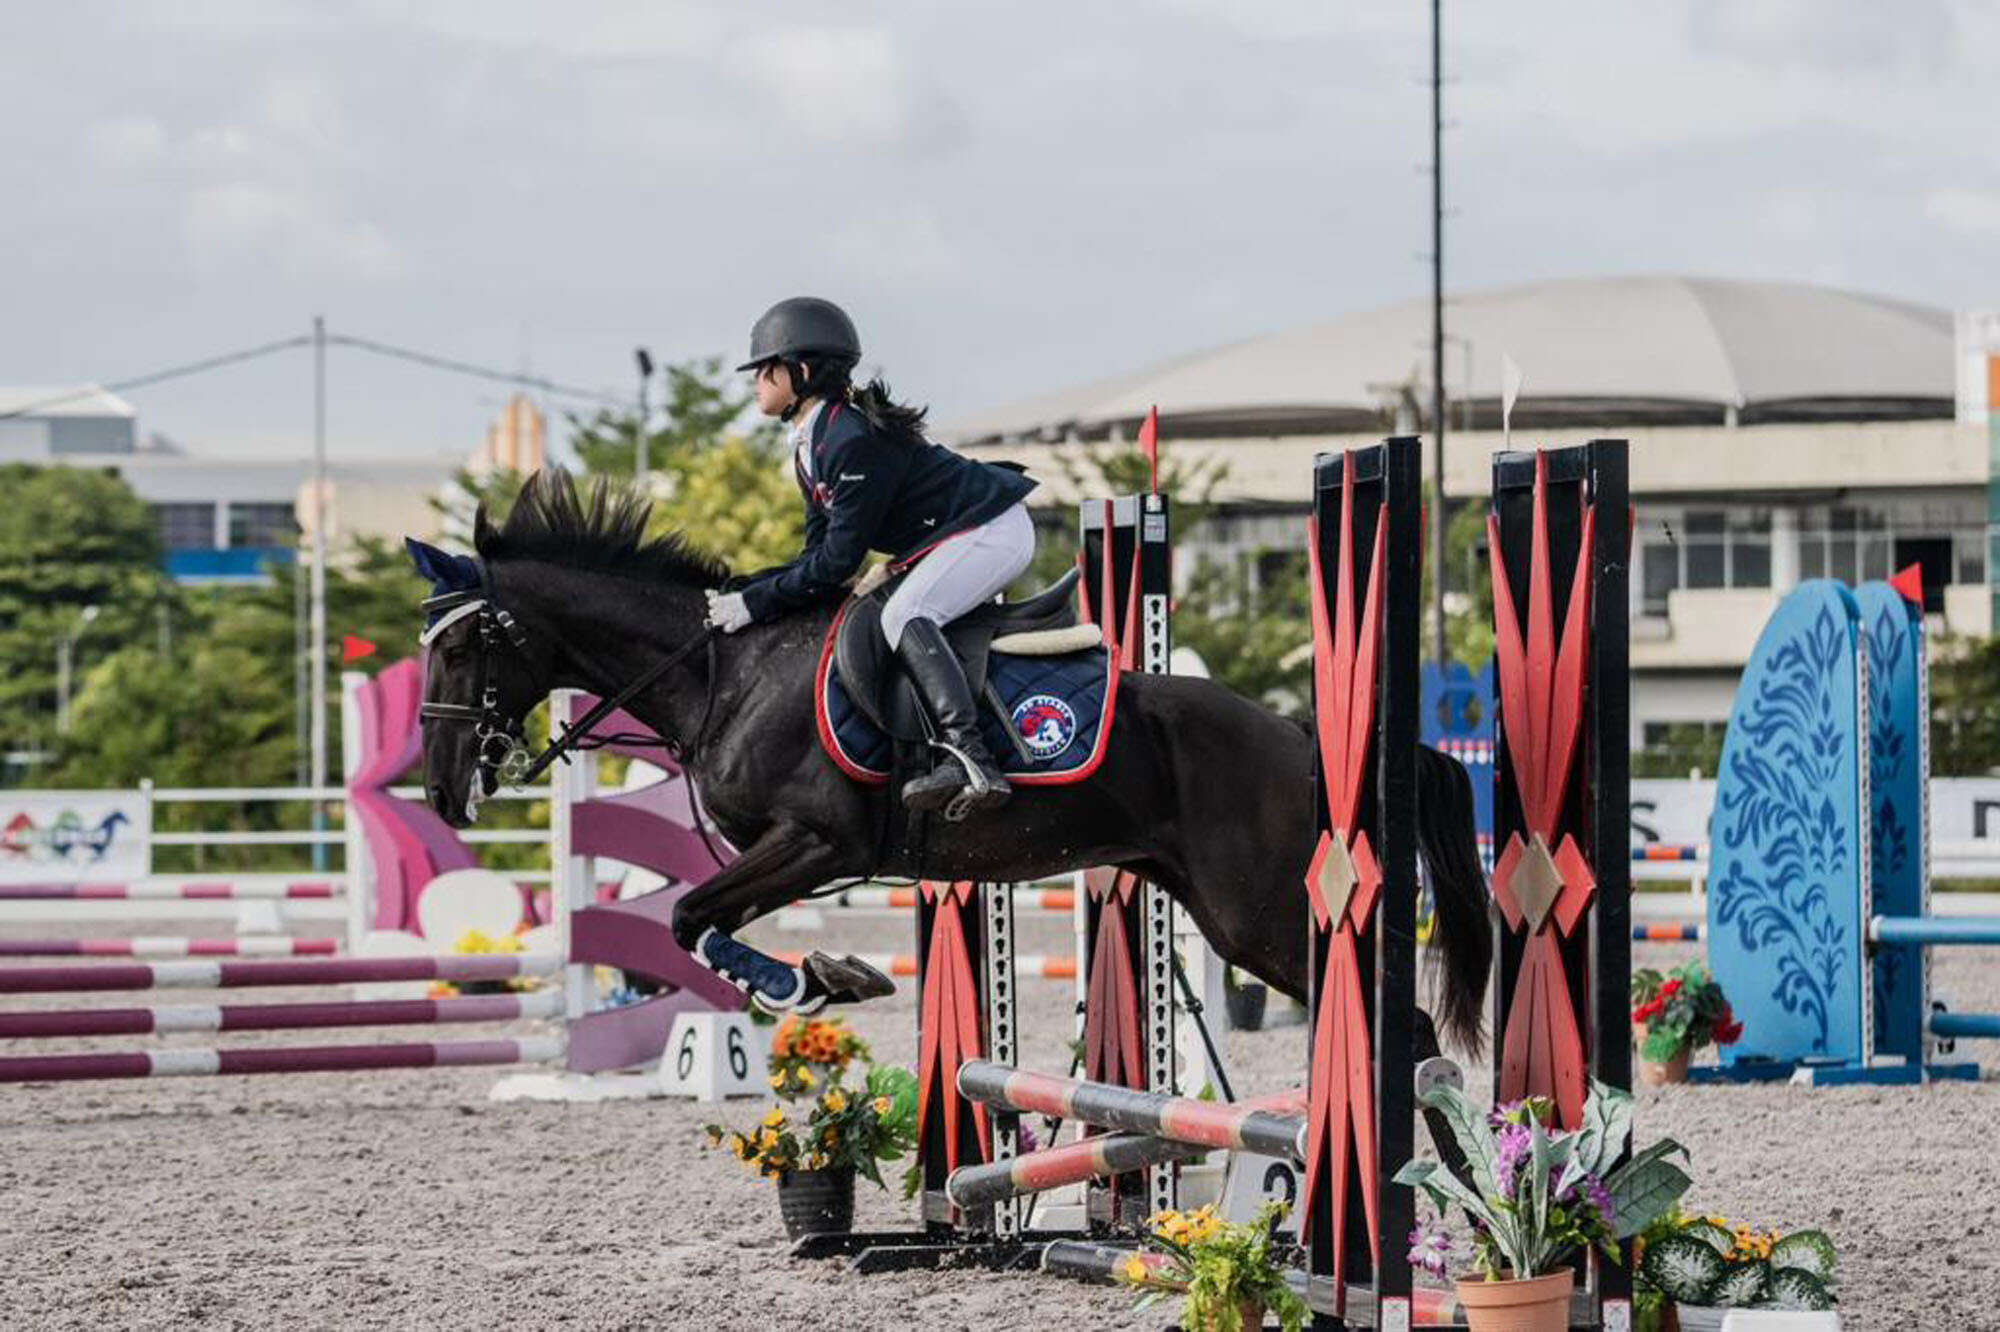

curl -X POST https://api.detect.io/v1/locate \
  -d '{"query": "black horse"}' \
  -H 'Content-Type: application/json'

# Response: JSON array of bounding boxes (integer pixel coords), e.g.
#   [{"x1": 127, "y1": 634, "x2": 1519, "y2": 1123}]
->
[{"x1": 409, "y1": 472, "x2": 1491, "y2": 1050}]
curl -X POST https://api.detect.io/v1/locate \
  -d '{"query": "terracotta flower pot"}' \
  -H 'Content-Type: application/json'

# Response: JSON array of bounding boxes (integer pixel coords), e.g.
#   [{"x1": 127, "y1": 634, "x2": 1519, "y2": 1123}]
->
[
  {"x1": 777, "y1": 1166, "x2": 855, "y2": 1240},
  {"x1": 1634, "y1": 1022, "x2": 1691, "y2": 1086},
  {"x1": 1641, "y1": 1047, "x2": 1691, "y2": 1085},
  {"x1": 1455, "y1": 1268, "x2": 1573, "y2": 1332}
]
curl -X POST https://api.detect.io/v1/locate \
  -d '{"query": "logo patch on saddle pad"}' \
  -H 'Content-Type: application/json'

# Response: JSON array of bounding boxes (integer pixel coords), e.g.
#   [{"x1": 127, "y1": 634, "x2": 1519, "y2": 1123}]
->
[{"x1": 1012, "y1": 693, "x2": 1078, "y2": 760}]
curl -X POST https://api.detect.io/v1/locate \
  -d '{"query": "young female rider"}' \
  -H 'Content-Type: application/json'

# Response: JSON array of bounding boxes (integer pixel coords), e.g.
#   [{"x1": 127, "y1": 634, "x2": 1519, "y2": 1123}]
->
[{"x1": 703, "y1": 296, "x2": 1038, "y2": 814}]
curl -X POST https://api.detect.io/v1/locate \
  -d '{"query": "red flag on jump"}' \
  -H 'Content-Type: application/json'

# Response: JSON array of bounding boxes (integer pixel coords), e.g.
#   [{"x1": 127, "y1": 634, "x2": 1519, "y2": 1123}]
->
[
  {"x1": 341, "y1": 634, "x2": 379, "y2": 664},
  {"x1": 1139, "y1": 405, "x2": 1160, "y2": 494},
  {"x1": 1889, "y1": 562, "x2": 1924, "y2": 606}
]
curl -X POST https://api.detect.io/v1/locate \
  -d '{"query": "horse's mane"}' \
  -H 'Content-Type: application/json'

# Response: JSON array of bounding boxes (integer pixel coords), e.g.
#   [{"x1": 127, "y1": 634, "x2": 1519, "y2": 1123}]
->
[{"x1": 473, "y1": 468, "x2": 731, "y2": 589}]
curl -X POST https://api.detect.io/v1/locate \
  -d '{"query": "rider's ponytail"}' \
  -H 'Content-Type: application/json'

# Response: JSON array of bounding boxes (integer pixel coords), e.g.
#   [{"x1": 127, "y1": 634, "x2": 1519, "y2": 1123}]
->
[
  {"x1": 784, "y1": 356, "x2": 930, "y2": 448},
  {"x1": 848, "y1": 378, "x2": 929, "y2": 448}
]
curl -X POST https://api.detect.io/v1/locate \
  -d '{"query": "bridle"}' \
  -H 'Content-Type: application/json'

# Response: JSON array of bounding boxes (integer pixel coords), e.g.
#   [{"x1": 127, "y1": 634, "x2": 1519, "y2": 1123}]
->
[{"x1": 418, "y1": 563, "x2": 719, "y2": 793}]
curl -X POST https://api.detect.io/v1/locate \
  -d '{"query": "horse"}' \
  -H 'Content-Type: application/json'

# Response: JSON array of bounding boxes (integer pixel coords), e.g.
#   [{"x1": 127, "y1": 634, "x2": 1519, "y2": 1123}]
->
[{"x1": 408, "y1": 471, "x2": 1492, "y2": 1053}]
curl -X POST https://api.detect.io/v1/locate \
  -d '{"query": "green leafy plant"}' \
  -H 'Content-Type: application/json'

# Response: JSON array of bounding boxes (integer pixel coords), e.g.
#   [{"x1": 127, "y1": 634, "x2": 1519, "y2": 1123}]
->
[
  {"x1": 1120, "y1": 1202, "x2": 1308, "y2": 1332},
  {"x1": 1631, "y1": 961, "x2": 1742, "y2": 1062},
  {"x1": 1635, "y1": 1210, "x2": 1837, "y2": 1317},
  {"x1": 705, "y1": 1063, "x2": 918, "y2": 1187},
  {"x1": 1394, "y1": 1078, "x2": 1691, "y2": 1281}
]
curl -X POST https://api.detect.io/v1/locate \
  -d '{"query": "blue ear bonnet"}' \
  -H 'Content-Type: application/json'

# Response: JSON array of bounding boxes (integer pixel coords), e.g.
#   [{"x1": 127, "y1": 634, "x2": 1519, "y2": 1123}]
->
[{"x1": 405, "y1": 537, "x2": 484, "y2": 628}]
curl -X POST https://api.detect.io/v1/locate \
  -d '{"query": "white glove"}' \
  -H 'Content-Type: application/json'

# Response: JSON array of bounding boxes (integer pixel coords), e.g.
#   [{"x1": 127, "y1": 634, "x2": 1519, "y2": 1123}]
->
[{"x1": 705, "y1": 589, "x2": 753, "y2": 634}]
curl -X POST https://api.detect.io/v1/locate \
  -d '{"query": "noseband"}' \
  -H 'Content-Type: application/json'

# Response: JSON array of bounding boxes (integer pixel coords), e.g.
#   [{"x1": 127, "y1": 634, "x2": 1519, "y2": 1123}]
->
[{"x1": 418, "y1": 564, "x2": 718, "y2": 791}]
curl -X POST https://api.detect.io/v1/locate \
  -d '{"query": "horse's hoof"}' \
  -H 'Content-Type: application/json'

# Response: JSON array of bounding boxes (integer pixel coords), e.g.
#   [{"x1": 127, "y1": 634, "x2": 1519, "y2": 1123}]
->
[{"x1": 802, "y1": 952, "x2": 896, "y2": 1003}]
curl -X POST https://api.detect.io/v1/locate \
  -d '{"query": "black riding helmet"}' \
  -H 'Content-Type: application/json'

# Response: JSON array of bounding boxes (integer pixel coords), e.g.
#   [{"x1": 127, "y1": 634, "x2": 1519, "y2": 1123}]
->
[{"x1": 736, "y1": 297, "x2": 861, "y2": 371}]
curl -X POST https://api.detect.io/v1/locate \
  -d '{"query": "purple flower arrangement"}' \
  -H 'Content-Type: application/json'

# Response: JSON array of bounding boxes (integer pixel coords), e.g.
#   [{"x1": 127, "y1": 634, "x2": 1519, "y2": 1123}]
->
[{"x1": 1393, "y1": 1079, "x2": 1690, "y2": 1284}]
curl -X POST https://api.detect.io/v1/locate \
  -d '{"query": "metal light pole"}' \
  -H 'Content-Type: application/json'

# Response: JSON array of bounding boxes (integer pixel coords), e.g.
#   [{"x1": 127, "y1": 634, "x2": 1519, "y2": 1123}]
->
[
  {"x1": 55, "y1": 605, "x2": 101, "y2": 735},
  {"x1": 634, "y1": 347, "x2": 654, "y2": 479},
  {"x1": 310, "y1": 315, "x2": 329, "y2": 827},
  {"x1": 1430, "y1": 0, "x2": 1449, "y2": 667}
]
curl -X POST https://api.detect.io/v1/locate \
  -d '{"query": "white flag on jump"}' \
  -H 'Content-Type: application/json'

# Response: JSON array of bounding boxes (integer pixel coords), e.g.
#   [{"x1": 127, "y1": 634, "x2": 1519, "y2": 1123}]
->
[{"x1": 1502, "y1": 354, "x2": 1525, "y2": 448}]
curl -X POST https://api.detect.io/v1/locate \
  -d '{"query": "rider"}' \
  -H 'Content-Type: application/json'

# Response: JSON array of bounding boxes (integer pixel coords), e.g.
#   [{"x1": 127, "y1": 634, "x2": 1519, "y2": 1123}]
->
[{"x1": 704, "y1": 296, "x2": 1037, "y2": 814}]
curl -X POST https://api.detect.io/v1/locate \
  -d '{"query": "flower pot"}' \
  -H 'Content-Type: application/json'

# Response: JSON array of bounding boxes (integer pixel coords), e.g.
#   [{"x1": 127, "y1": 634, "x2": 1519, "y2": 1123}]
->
[
  {"x1": 1224, "y1": 978, "x2": 1268, "y2": 1032},
  {"x1": 1634, "y1": 1022, "x2": 1691, "y2": 1086},
  {"x1": 1640, "y1": 1047, "x2": 1691, "y2": 1086},
  {"x1": 1186, "y1": 1296, "x2": 1265, "y2": 1330},
  {"x1": 777, "y1": 1166, "x2": 855, "y2": 1240},
  {"x1": 1454, "y1": 1268, "x2": 1573, "y2": 1332}
]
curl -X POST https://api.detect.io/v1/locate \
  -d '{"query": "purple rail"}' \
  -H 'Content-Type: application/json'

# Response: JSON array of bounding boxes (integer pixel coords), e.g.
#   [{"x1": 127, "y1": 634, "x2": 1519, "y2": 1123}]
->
[
  {"x1": 0, "y1": 952, "x2": 557, "y2": 995},
  {"x1": 0, "y1": 882, "x2": 340, "y2": 901},
  {"x1": 0, "y1": 990, "x2": 563, "y2": 1040},
  {"x1": 0, "y1": 1035, "x2": 565, "y2": 1084},
  {"x1": 0, "y1": 938, "x2": 340, "y2": 958},
  {"x1": 955, "y1": 1062, "x2": 1308, "y2": 1163}
]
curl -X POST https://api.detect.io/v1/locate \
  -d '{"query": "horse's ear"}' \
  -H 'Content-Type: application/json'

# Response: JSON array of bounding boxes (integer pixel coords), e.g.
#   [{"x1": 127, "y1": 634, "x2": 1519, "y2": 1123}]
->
[
  {"x1": 405, "y1": 537, "x2": 448, "y2": 583},
  {"x1": 473, "y1": 502, "x2": 498, "y2": 552},
  {"x1": 405, "y1": 537, "x2": 479, "y2": 593}
]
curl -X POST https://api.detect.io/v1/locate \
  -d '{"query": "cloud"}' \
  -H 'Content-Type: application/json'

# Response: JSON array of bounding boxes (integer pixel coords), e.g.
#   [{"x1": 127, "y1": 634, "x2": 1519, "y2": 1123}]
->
[
  {"x1": 3, "y1": 0, "x2": 1998, "y2": 456},
  {"x1": 1686, "y1": 0, "x2": 1958, "y2": 75},
  {"x1": 87, "y1": 116, "x2": 169, "y2": 166},
  {"x1": 732, "y1": 25, "x2": 965, "y2": 154},
  {"x1": 183, "y1": 182, "x2": 401, "y2": 279},
  {"x1": 1926, "y1": 187, "x2": 2000, "y2": 236}
]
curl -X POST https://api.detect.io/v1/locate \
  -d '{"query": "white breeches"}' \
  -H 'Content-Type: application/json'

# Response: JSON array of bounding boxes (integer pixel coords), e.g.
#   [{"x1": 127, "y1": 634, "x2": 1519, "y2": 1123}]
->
[{"x1": 881, "y1": 503, "x2": 1037, "y2": 649}]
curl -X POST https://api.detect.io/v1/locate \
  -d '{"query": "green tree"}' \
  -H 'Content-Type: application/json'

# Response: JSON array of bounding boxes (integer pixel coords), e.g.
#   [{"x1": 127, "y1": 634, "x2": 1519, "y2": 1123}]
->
[
  {"x1": 49, "y1": 645, "x2": 294, "y2": 789},
  {"x1": 1931, "y1": 634, "x2": 2000, "y2": 776},
  {"x1": 570, "y1": 356, "x2": 773, "y2": 481},
  {"x1": 564, "y1": 357, "x2": 796, "y2": 571},
  {"x1": 0, "y1": 464, "x2": 173, "y2": 775}
]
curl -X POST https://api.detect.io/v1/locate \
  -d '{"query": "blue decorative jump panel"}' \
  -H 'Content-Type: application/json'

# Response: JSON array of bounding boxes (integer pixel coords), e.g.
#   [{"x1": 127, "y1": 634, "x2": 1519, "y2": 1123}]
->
[
  {"x1": 1856, "y1": 582, "x2": 1928, "y2": 1069},
  {"x1": 1707, "y1": 581, "x2": 1868, "y2": 1070}
]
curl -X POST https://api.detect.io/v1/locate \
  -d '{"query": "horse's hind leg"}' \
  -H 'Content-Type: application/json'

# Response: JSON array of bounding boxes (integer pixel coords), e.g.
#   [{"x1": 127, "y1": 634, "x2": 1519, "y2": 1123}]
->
[{"x1": 668, "y1": 820, "x2": 890, "y2": 1013}]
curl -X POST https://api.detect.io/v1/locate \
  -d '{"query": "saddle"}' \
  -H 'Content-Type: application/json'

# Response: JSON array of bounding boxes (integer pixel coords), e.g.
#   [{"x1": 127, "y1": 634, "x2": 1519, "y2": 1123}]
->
[{"x1": 833, "y1": 566, "x2": 1098, "y2": 756}]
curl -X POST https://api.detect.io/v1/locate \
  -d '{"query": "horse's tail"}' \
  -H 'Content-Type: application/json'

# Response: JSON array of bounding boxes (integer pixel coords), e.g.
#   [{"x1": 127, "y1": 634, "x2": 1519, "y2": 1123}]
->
[{"x1": 1415, "y1": 743, "x2": 1492, "y2": 1055}]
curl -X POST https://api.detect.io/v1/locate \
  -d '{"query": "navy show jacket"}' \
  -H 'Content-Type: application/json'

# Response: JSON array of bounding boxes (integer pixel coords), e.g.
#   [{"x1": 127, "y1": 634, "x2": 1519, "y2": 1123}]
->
[{"x1": 737, "y1": 400, "x2": 1037, "y2": 623}]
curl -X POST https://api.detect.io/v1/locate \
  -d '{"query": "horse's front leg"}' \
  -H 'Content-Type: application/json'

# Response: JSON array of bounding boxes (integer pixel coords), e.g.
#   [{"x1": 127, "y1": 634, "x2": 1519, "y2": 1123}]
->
[{"x1": 668, "y1": 820, "x2": 891, "y2": 1014}]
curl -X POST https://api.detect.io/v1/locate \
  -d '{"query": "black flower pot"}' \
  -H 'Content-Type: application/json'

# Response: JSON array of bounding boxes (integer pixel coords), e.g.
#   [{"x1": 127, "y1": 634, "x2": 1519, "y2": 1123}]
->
[
  {"x1": 778, "y1": 1167, "x2": 856, "y2": 1240},
  {"x1": 1224, "y1": 977, "x2": 1268, "y2": 1032}
]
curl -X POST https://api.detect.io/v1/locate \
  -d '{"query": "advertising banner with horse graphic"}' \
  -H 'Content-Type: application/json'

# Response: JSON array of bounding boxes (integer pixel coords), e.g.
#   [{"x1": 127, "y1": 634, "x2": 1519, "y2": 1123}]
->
[{"x1": 0, "y1": 791, "x2": 151, "y2": 884}]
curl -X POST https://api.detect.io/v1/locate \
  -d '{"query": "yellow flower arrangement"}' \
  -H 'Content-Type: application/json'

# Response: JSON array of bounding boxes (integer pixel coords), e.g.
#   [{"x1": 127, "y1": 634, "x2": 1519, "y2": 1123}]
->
[
  {"x1": 704, "y1": 1065, "x2": 920, "y2": 1193},
  {"x1": 1126, "y1": 1201, "x2": 1306, "y2": 1332}
]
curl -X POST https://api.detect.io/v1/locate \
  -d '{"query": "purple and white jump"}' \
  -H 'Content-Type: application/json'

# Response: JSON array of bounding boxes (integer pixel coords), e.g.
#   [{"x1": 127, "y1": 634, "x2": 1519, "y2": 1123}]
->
[
  {"x1": 0, "y1": 952, "x2": 558, "y2": 995},
  {"x1": 0, "y1": 1035, "x2": 566, "y2": 1083}
]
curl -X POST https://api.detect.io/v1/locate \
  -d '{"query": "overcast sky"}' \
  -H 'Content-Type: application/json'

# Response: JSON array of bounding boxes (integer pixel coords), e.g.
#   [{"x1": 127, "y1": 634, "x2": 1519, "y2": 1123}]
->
[{"x1": 3, "y1": 1, "x2": 1995, "y2": 458}]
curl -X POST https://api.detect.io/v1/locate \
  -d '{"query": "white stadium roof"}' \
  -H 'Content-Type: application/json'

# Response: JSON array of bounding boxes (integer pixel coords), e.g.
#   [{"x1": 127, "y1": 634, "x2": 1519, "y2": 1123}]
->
[{"x1": 949, "y1": 276, "x2": 1955, "y2": 443}]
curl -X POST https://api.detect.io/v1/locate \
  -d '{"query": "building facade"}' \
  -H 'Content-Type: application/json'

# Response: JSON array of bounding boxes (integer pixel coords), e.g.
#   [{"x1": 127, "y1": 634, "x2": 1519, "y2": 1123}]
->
[
  {"x1": 949, "y1": 277, "x2": 1993, "y2": 756},
  {"x1": 1, "y1": 384, "x2": 463, "y2": 583}
]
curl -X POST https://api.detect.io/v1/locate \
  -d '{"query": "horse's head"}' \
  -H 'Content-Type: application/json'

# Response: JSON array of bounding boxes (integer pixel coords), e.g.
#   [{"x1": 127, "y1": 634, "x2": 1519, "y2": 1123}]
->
[
  {"x1": 406, "y1": 470, "x2": 732, "y2": 828},
  {"x1": 406, "y1": 535, "x2": 551, "y2": 828}
]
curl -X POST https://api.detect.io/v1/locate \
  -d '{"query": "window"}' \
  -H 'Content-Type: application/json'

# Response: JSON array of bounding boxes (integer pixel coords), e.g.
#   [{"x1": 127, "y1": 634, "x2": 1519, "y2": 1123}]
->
[
  {"x1": 1730, "y1": 512, "x2": 1772, "y2": 587},
  {"x1": 153, "y1": 503, "x2": 216, "y2": 551},
  {"x1": 1959, "y1": 531, "x2": 1986, "y2": 587},
  {"x1": 1799, "y1": 503, "x2": 1976, "y2": 588},
  {"x1": 227, "y1": 502, "x2": 297, "y2": 549},
  {"x1": 1683, "y1": 512, "x2": 1726, "y2": 590},
  {"x1": 1636, "y1": 506, "x2": 1772, "y2": 616},
  {"x1": 1641, "y1": 536, "x2": 1679, "y2": 616}
]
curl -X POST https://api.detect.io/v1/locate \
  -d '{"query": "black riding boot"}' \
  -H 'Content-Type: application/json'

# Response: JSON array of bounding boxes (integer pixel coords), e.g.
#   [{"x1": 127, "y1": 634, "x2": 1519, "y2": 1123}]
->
[{"x1": 896, "y1": 618, "x2": 1011, "y2": 816}]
